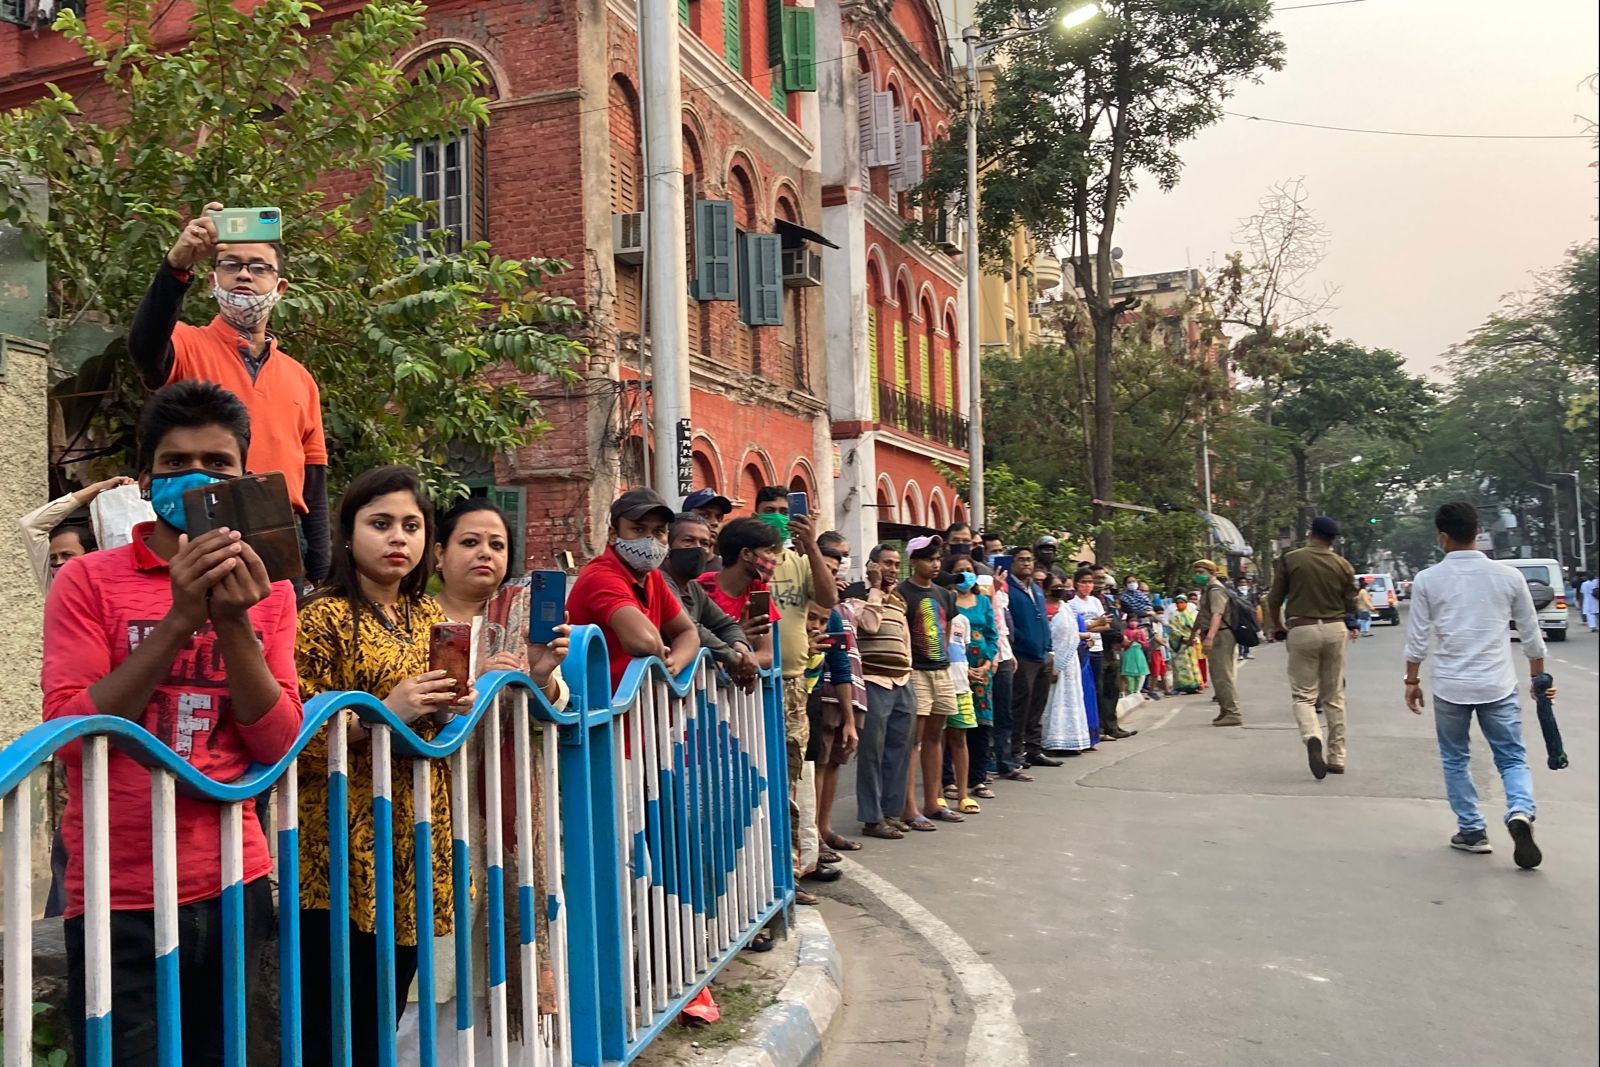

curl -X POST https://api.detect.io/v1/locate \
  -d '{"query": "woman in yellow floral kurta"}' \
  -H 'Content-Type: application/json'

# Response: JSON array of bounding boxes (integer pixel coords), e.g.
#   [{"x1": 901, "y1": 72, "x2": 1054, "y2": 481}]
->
[{"x1": 295, "y1": 466, "x2": 463, "y2": 1067}]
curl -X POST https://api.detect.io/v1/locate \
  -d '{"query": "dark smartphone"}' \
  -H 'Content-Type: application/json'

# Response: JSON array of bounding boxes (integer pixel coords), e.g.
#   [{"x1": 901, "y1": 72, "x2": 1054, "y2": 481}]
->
[
  {"x1": 429, "y1": 622, "x2": 473, "y2": 702},
  {"x1": 527, "y1": 569, "x2": 567, "y2": 645},
  {"x1": 786, "y1": 491, "x2": 808, "y2": 520},
  {"x1": 990, "y1": 554, "x2": 1013, "y2": 576},
  {"x1": 748, "y1": 590, "x2": 772, "y2": 618},
  {"x1": 841, "y1": 580, "x2": 869, "y2": 601},
  {"x1": 181, "y1": 472, "x2": 304, "y2": 584},
  {"x1": 826, "y1": 632, "x2": 848, "y2": 651}
]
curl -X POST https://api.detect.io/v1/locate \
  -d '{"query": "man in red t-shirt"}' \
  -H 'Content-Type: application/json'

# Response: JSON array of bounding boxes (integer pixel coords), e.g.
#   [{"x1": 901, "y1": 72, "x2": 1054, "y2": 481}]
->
[
  {"x1": 697, "y1": 515, "x2": 783, "y2": 671},
  {"x1": 569, "y1": 488, "x2": 701, "y2": 689},
  {"x1": 42, "y1": 380, "x2": 303, "y2": 1066}
]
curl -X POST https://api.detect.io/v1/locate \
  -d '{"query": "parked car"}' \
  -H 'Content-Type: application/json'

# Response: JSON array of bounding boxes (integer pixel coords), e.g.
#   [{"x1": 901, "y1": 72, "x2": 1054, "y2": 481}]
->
[
  {"x1": 1505, "y1": 557, "x2": 1568, "y2": 642},
  {"x1": 1355, "y1": 572, "x2": 1402, "y2": 625}
]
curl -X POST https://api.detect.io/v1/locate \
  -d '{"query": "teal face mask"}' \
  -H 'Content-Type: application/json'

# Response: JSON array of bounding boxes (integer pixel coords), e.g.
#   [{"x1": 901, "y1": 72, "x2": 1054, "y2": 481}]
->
[
  {"x1": 757, "y1": 511, "x2": 791, "y2": 542},
  {"x1": 148, "y1": 469, "x2": 228, "y2": 531},
  {"x1": 956, "y1": 572, "x2": 977, "y2": 592}
]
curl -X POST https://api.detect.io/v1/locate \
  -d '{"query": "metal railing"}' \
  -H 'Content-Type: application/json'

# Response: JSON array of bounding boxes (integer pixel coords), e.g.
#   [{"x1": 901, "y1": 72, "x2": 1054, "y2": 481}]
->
[
  {"x1": 874, "y1": 383, "x2": 969, "y2": 450},
  {"x1": 0, "y1": 625, "x2": 791, "y2": 1066}
]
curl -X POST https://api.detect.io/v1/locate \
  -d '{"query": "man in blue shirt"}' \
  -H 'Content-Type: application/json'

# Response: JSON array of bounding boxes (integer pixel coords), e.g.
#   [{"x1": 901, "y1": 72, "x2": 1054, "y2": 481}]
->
[{"x1": 1005, "y1": 545, "x2": 1061, "y2": 769}]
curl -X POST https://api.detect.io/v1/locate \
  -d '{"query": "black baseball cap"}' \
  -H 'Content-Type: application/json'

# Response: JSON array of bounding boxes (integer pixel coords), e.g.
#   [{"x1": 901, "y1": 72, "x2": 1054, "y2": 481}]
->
[
  {"x1": 683, "y1": 488, "x2": 734, "y2": 515},
  {"x1": 611, "y1": 487, "x2": 675, "y2": 526},
  {"x1": 1310, "y1": 515, "x2": 1342, "y2": 540}
]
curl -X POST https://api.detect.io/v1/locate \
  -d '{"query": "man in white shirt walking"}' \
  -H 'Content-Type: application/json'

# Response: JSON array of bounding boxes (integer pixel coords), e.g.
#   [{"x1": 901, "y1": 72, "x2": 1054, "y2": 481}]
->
[
  {"x1": 1580, "y1": 572, "x2": 1599, "y2": 633},
  {"x1": 1404, "y1": 502, "x2": 1548, "y2": 869}
]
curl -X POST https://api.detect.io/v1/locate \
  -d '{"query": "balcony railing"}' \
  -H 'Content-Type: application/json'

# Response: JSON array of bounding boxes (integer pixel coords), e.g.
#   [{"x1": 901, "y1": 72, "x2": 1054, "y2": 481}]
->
[
  {"x1": 0, "y1": 630, "x2": 791, "y2": 1067},
  {"x1": 876, "y1": 382, "x2": 969, "y2": 451}
]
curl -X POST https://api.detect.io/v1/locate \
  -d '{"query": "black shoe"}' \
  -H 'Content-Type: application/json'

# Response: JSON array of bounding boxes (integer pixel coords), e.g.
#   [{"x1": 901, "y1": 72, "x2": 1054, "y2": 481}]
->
[
  {"x1": 1028, "y1": 753, "x2": 1063, "y2": 767},
  {"x1": 1450, "y1": 828, "x2": 1493, "y2": 854},
  {"x1": 802, "y1": 865, "x2": 843, "y2": 883},
  {"x1": 1110, "y1": 728, "x2": 1137, "y2": 739},
  {"x1": 1306, "y1": 736, "x2": 1327, "y2": 780},
  {"x1": 1507, "y1": 813, "x2": 1542, "y2": 869}
]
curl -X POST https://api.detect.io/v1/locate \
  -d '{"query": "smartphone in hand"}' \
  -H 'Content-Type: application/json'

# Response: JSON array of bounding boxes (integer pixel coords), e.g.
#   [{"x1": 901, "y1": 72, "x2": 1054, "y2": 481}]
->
[
  {"x1": 429, "y1": 622, "x2": 473, "y2": 703},
  {"x1": 527, "y1": 569, "x2": 567, "y2": 645},
  {"x1": 206, "y1": 206, "x2": 282, "y2": 243},
  {"x1": 786, "y1": 492, "x2": 808, "y2": 520},
  {"x1": 182, "y1": 472, "x2": 304, "y2": 583},
  {"x1": 748, "y1": 589, "x2": 772, "y2": 619}
]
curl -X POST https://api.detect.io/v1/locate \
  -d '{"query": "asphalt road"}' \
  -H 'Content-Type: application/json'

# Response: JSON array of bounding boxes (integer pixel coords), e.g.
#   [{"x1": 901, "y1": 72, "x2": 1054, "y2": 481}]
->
[{"x1": 820, "y1": 607, "x2": 1599, "y2": 1067}]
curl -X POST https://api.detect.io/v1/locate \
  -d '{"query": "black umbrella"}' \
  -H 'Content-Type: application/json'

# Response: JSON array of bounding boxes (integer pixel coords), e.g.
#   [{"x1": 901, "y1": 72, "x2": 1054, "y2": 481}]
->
[{"x1": 1532, "y1": 673, "x2": 1567, "y2": 771}]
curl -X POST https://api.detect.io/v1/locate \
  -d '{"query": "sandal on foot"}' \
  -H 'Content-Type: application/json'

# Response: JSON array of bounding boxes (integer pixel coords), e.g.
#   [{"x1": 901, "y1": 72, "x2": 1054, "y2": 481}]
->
[
  {"x1": 973, "y1": 784, "x2": 996, "y2": 799},
  {"x1": 906, "y1": 816, "x2": 939, "y2": 832},
  {"x1": 1001, "y1": 769, "x2": 1035, "y2": 782},
  {"x1": 819, "y1": 848, "x2": 842, "y2": 865},
  {"x1": 958, "y1": 797, "x2": 982, "y2": 815},
  {"x1": 862, "y1": 822, "x2": 904, "y2": 840},
  {"x1": 942, "y1": 784, "x2": 960, "y2": 800},
  {"x1": 746, "y1": 931, "x2": 775, "y2": 953},
  {"x1": 794, "y1": 888, "x2": 820, "y2": 905},
  {"x1": 927, "y1": 807, "x2": 965, "y2": 823},
  {"x1": 824, "y1": 833, "x2": 863, "y2": 852}
]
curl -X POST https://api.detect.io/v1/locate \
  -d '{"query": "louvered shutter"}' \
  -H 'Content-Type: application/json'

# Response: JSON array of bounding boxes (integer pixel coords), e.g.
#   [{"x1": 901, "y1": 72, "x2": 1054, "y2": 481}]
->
[
  {"x1": 918, "y1": 335, "x2": 931, "y2": 399},
  {"x1": 886, "y1": 107, "x2": 907, "y2": 188},
  {"x1": 891, "y1": 119, "x2": 922, "y2": 192},
  {"x1": 893, "y1": 321, "x2": 908, "y2": 426},
  {"x1": 693, "y1": 199, "x2": 737, "y2": 301},
  {"x1": 867, "y1": 306, "x2": 880, "y2": 420},
  {"x1": 783, "y1": 7, "x2": 817, "y2": 91},
  {"x1": 856, "y1": 75, "x2": 873, "y2": 183},
  {"x1": 723, "y1": 0, "x2": 741, "y2": 71},
  {"x1": 871, "y1": 92, "x2": 897, "y2": 166},
  {"x1": 766, "y1": 0, "x2": 784, "y2": 63},
  {"x1": 739, "y1": 233, "x2": 784, "y2": 326},
  {"x1": 680, "y1": 0, "x2": 689, "y2": 23},
  {"x1": 944, "y1": 347, "x2": 955, "y2": 408}
]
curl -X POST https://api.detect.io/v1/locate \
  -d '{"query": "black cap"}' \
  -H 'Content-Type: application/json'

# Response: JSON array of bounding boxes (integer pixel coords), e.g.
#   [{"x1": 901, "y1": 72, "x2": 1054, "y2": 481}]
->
[
  {"x1": 1310, "y1": 515, "x2": 1341, "y2": 540},
  {"x1": 611, "y1": 487, "x2": 675, "y2": 526}
]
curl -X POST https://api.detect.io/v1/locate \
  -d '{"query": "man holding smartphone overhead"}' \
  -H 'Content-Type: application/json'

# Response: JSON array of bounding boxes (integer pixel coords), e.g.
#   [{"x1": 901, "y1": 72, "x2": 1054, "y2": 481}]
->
[{"x1": 128, "y1": 201, "x2": 331, "y2": 585}]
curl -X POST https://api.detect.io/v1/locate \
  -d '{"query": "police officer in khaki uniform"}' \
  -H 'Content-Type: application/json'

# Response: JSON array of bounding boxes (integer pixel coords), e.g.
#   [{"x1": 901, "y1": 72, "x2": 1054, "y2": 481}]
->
[
  {"x1": 1192, "y1": 559, "x2": 1241, "y2": 726},
  {"x1": 1265, "y1": 516, "x2": 1360, "y2": 779}
]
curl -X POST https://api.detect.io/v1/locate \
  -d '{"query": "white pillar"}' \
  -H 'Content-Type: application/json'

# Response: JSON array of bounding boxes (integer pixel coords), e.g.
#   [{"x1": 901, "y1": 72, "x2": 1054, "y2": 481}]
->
[{"x1": 640, "y1": 0, "x2": 692, "y2": 504}]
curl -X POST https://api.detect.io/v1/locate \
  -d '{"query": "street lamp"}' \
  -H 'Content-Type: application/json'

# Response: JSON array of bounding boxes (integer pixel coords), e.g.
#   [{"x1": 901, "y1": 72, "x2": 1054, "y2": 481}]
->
[
  {"x1": 1317, "y1": 454, "x2": 1362, "y2": 497},
  {"x1": 1556, "y1": 471, "x2": 1588, "y2": 574},
  {"x1": 963, "y1": 2, "x2": 1099, "y2": 529},
  {"x1": 1534, "y1": 481, "x2": 1563, "y2": 569}
]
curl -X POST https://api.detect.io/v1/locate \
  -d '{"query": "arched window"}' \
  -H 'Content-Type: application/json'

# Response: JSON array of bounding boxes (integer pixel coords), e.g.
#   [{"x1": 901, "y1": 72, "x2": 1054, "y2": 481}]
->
[
  {"x1": 692, "y1": 448, "x2": 719, "y2": 491},
  {"x1": 919, "y1": 292, "x2": 937, "y2": 405},
  {"x1": 741, "y1": 461, "x2": 767, "y2": 507},
  {"x1": 892, "y1": 276, "x2": 913, "y2": 428},
  {"x1": 608, "y1": 75, "x2": 643, "y2": 337},
  {"x1": 944, "y1": 308, "x2": 961, "y2": 411},
  {"x1": 729, "y1": 162, "x2": 759, "y2": 374},
  {"x1": 684, "y1": 123, "x2": 706, "y2": 353},
  {"x1": 776, "y1": 191, "x2": 807, "y2": 391}
]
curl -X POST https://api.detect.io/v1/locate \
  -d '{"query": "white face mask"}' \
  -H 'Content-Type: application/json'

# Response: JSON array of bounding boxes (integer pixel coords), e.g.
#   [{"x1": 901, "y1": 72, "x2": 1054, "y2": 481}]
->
[
  {"x1": 212, "y1": 282, "x2": 281, "y2": 329},
  {"x1": 614, "y1": 535, "x2": 669, "y2": 572},
  {"x1": 836, "y1": 555, "x2": 852, "y2": 578}
]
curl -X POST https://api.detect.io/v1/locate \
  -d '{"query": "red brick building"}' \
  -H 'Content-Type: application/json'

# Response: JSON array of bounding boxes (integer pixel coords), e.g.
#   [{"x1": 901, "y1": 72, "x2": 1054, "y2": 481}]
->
[
  {"x1": 2, "y1": 0, "x2": 840, "y2": 567},
  {"x1": 816, "y1": 0, "x2": 969, "y2": 558}
]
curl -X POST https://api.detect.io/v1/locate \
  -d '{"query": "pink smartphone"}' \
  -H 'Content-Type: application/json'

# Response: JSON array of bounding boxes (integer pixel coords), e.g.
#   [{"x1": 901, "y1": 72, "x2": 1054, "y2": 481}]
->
[{"x1": 428, "y1": 622, "x2": 473, "y2": 703}]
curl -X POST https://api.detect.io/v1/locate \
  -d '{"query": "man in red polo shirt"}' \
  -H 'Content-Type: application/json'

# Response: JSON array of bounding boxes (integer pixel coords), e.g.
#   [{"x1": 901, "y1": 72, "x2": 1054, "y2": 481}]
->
[
  {"x1": 569, "y1": 487, "x2": 701, "y2": 688},
  {"x1": 42, "y1": 380, "x2": 303, "y2": 1066},
  {"x1": 128, "y1": 201, "x2": 330, "y2": 584}
]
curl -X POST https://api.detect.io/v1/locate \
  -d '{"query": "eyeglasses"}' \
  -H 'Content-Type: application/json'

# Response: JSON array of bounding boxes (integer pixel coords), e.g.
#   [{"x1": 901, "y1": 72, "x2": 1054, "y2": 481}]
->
[{"x1": 215, "y1": 259, "x2": 279, "y2": 278}]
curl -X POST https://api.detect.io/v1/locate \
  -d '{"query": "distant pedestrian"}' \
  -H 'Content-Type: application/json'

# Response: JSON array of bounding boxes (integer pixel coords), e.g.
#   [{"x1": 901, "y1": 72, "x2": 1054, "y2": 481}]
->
[
  {"x1": 1265, "y1": 516, "x2": 1359, "y2": 779},
  {"x1": 1580, "y1": 573, "x2": 1599, "y2": 632},
  {"x1": 1192, "y1": 560, "x2": 1241, "y2": 725},
  {"x1": 1404, "y1": 502, "x2": 1548, "y2": 868},
  {"x1": 1167, "y1": 595, "x2": 1203, "y2": 694},
  {"x1": 1355, "y1": 579, "x2": 1375, "y2": 637}
]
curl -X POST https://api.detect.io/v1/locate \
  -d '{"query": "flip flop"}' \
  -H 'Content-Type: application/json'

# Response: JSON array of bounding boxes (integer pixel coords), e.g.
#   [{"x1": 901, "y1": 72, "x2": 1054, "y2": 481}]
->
[
  {"x1": 1001, "y1": 769, "x2": 1035, "y2": 782},
  {"x1": 906, "y1": 816, "x2": 939, "y2": 832},
  {"x1": 927, "y1": 807, "x2": 965, "y2": 823},
  {"x1": 958, "y1": 797, "x2": 982, "y2": 815},
  {"x1": 819, "y1": 849, "x2": 842, "y2": 865},
  {"x1": 972, "y1": 784, "x2": 995, "y2": 799},
  {"x1": 824, "y1": 833, "x2": 863, "y2": 852}
]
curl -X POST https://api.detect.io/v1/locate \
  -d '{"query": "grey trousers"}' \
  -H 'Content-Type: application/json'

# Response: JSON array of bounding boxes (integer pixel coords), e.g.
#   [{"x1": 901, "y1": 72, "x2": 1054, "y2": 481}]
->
[{"x1": 857, "y1": 681, "x2": 916, "y2": 824}]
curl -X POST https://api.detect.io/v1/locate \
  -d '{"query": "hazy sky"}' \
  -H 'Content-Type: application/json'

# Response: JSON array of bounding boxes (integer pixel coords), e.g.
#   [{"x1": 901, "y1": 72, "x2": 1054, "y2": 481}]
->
[{"x1": 1113, "y1": 0, "x2": 1600, "y2": 376}]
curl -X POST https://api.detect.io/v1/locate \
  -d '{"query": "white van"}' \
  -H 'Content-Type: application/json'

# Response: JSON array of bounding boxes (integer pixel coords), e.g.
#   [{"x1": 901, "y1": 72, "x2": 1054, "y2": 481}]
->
[{"x1": 1505, "y1": 557, "x2": 1568, "y2": 642}]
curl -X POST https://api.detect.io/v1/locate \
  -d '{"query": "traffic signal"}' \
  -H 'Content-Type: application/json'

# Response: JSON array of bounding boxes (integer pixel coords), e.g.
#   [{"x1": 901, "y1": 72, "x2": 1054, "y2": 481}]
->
[{"x1": 1368, "y1": 517, "x2": 1379, "y2": 525}]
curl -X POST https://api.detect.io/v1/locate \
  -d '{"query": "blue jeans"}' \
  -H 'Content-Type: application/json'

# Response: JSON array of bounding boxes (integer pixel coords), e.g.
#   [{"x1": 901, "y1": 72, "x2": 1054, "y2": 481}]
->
[
  {"x1": 1434, "y1": 692, "x2": 1536, "y2": 832},
  {"x1": 1357, "y1": 611, "x2": 1372, "y2": 635}
]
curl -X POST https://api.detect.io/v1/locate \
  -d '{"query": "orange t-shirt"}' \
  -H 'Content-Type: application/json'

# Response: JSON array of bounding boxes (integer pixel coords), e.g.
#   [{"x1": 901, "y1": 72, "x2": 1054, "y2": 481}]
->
[{"x1": 166, "y1": 317, "x2": 327, "y2": 513}]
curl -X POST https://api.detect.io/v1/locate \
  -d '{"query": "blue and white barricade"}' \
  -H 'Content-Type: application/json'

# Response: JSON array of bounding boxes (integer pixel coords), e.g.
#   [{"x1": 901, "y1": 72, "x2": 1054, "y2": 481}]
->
[{"x1": 0, "y1": 627, "x2": 791, "y2": 1066}]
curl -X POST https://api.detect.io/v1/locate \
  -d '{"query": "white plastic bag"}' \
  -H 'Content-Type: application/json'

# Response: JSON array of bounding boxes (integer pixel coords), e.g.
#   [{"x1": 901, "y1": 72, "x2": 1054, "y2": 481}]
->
[{"x1": 90, "y1": 483, "x2": 155, "y2": 550}]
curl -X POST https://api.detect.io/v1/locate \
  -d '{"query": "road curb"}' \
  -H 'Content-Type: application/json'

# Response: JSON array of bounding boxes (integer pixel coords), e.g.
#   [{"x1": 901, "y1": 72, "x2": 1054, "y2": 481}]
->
[
  {"x1": 711, "y1": 907, "x2": 843, "y2": 1067},
  {"x1": 1117, "y1": 692, "x2": 1145, "y2": 717}
]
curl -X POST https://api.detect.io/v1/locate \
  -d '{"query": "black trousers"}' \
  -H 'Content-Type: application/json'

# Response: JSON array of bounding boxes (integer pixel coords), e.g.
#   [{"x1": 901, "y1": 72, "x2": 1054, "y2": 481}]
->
[
  {"x1": 298, "y1": 908, "x2": 421, "y2": 1067},
  {"x1": 1009, "y1": 658, "x2": 1050, "y2": 762},
  {"x1": 64, "y1": 877, "x2": 273, "y2": 1067},
  {"x1": 989, "y1": 661, "x2": 1017, "y2": 773},
  {"x1": 1096, "y1": 651, "x2": 1121, "y2": 733}
]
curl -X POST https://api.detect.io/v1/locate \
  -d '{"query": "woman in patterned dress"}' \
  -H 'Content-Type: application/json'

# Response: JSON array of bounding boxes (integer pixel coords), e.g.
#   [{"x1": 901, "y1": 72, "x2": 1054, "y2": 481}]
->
[{"x1": 295, "y1": 466, "x2": 467, "y2": 1067}]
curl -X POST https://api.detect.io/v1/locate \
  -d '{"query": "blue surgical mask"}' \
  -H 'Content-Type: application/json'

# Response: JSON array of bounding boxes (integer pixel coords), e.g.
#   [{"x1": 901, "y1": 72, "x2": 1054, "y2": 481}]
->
[
  {"x1": 956, "y1": 572, "x2": 977, "y2": 592},
  {"x1": 148, "y1": 469, "x2": 228, "y2": 531}
]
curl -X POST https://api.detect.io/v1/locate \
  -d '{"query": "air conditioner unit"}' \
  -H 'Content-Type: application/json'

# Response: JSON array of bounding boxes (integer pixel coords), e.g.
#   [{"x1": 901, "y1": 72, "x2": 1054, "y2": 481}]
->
[
  {"x1": 612, "y1": 212, "x2": 644, "y2": 265},
  {"x1": 0, "y1": 0, "x2": 82, "y2": 27},
  {"x1": 933, "y1": 208, "x2": 964, "y2": 255},
  {"x1": 781, "y1": 247, "x2": 822, "y2": 289}
]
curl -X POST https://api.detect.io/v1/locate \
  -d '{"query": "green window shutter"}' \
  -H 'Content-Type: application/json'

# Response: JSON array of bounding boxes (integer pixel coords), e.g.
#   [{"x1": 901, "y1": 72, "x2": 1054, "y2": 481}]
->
[
  {"x1": 771, "y1": 76, "x2": 788, "y2": 111},
  {"x1": 723, "y1": 0, "x2": 741, "y2": 72},
  {"x1": 867, "y1": 307, "x2": 879, "y2": 420},
  {"x1": 680, "y1": 0, "x2": 690, "y2": 24},
  {"x1": 693, "y1": 199, "x2": 737, "y2": 300},
  {"x1": 766, "y1": 0, "x2": 784, "y2": 64},
  {"x1": 918, "y1": 335, "x2": 931, "y2": 399},
  {"x1": 739, "y1": 233, "x2": 784, "y2": 326},
  {"x1": 487, "y1": 485, "x2": 527, "y2": 577},
  {"x1": 782, "y1": 8, "x2": 817, "y2": 92},
  {"x1": 893, "y1": 322, "x2": 907, "y2": 426}
]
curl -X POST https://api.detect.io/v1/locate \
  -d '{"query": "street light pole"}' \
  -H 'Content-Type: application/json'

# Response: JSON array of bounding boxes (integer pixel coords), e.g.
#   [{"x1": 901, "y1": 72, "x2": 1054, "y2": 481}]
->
[
  {"x1": 1558, "y1": 471, "x2": 1588, "y2": 574},
  {"x1": 961, "y1": 2, "x2": 1097, "y2": 532},
  {"x1": 1535, "y1": 481, "x2": 1563, "y2": 569},
  {"x1": 964, "y1": 25, "x2": 984, "y2": 530}
]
